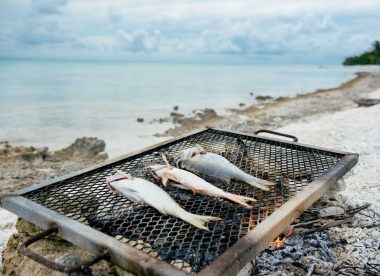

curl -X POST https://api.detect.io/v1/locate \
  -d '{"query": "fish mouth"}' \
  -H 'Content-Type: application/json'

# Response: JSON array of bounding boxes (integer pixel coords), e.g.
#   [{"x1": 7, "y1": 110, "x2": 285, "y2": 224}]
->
[
  {"x1": 106, "y1": 176, "x2": 129, "y2": 192},
  {"x1": 107, "y1": 181, "x2": 116, "y2": 192},
  {"x1": 144, "y1": 166, "x2": 162, "y2": 181},
  {"x1": 143, "y1": 167, "x2": 151, "y2": 174},
  {"x1": 174, "y1": 156, "x2": 183, "y2": 168}
]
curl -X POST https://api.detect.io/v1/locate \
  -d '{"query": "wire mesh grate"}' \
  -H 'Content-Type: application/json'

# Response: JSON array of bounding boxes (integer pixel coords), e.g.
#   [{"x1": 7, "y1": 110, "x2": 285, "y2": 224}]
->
[{"x1": 23, "y1": 129, "x2": 343, "y2": 273}]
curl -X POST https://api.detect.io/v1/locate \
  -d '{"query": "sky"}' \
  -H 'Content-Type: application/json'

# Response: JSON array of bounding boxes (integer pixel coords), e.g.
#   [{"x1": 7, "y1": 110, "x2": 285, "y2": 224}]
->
[{"x1": 0, "y1": 0, "x2": 380, "y2": 64}]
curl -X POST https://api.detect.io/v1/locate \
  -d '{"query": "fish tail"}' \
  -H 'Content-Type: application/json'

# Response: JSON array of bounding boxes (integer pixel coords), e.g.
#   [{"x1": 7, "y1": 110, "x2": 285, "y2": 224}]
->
[
  {"x1": 222, "y1": 193, "x2": 255, "y2": 209},
  {"x1": 181, "y1": 212, "x2": 222, "y2": 231},
  {"x1": 244, "y1": 174, "x2": 275, "y2": 191}
]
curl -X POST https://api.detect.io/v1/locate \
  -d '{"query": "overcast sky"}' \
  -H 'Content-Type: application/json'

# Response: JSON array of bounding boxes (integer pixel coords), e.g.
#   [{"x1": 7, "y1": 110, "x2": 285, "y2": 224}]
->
[{"x1": 1, "y1": 0, "x2": 379, "y2": 63}]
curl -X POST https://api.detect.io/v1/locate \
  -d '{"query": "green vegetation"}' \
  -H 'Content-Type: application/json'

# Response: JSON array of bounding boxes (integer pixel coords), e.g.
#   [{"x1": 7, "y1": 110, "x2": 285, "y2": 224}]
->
[{"x1": 343, "y1": 41, "x2": 380, "y2": 65}]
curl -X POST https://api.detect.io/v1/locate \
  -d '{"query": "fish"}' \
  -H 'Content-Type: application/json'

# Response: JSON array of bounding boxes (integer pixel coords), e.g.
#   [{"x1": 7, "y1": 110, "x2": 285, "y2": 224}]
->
[
  {"x1": 106, "y1": 170, "x2": 222, "y2": 231},
  {"x1": 144, "y1": 155, "x2": 256, "y2": 209},
  {"x1": 174, "y1": 144, "x2": 275, "y2": 191}
]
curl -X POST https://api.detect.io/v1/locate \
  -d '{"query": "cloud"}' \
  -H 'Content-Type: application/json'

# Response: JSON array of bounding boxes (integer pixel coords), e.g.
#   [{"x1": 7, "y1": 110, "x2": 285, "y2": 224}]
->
[
  {"x1": 108, "y1": 6, "x2": 124, "y2": 24},
  {"x1": 75, "y1": 36, "x2": 116, "y2": 51},
  {"x1": 3, "y1": 0, "x2": 70, "y2": 47},
  {"x1": 75, "y1": 29, "x2": 162, "y2": 53},
  {"x1": 15, "y1": 21, "x2": 69, "y2": 45},
  {"x1": 1, "y1": 0, "x2": 380, "y2": 62},
  {"x1": 30, "y1": 0, "x2": 68, "y2": 15},
  {"x1": 192, "y1": 14, "x2": 337, "y2": 55},
  {"x1": 116, "y1": 29, "x2": 161, "y2": 52}
]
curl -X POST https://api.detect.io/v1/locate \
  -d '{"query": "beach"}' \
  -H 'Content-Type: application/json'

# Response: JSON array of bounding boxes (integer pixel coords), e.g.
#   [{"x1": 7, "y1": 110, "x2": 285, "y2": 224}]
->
[
  {"x1": 1, "y1": 71, "x2": 380, "y2": 274},
  {"x1": 1, "y1": 61, "x2": 380, "y2": 159}
]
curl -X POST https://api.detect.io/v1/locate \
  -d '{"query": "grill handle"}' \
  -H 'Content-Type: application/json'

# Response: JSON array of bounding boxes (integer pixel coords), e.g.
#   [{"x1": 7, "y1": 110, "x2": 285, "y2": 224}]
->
[
  {"x1": 19, "y1": 225, "x2": 109, "y2": 272},
  {"x1": 254, "y1": 129, "x2": 298, "y2": 142}
]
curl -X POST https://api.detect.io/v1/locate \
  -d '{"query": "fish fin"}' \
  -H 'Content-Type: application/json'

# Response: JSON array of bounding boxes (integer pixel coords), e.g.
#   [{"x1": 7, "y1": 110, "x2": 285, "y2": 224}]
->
[
  {"x1": 161, "y1": 177, "x2": 169, "y2": 187},
  {"x1": 191, "y1": 188, "x2": 200, "y2": 195},
  {"x1": 164, "y1": 171, "x2": 179, "y2": 182},
  {"x1": 257, "y1": 178, "x2": 276, "y2": 186},
  {"x1": 171, "y1": 183, "x2": 192, "y2": 191},
  {"x1": 195, "y1": 144, "x2": 206, "y2": 153},
  {"x1": 181, "y1": 212, "x2": 222, "y2": 231},
  {"x1": 156, "y1": 207, "x2": 167, "y2": 215},
  {"x1": 246, "y1": 176, "x2": 276, "y2": 191},
  {"x1": 115, "y1": 169, "x2": 133, "y2": 179},
  {"x1": 222, "y1": 193, "x2": 255, "y2": 209},
  {"x1": 190, "y1": 144, "x2": 207, "y2": 157},
  {"x1": 223, "y1": 178, "x2": 231, "y2": 185},
  {"x1": 235, "y1": 195, "x2": 257, "y2": 203},
  {"x1": 161, "y1": 153, "x2": 171, "y2": 166}
]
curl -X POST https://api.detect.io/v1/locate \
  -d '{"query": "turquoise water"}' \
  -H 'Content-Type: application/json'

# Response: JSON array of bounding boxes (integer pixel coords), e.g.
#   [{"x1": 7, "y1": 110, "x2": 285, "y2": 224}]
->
[{"x1": 0, "y1": 59, "x2": 379, "y2": 158}]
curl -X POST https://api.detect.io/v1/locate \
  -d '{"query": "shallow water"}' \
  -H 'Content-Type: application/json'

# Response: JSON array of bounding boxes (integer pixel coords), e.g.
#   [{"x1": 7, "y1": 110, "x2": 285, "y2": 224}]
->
[{"x1": 0, "y1": 59, "x2": 379, "y2": 158}]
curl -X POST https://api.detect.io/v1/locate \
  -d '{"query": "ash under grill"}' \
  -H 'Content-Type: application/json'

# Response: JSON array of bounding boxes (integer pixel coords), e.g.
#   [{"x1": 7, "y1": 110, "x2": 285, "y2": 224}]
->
[{"x1": 23, "y1": 129, "x2": 343, "y2": 273}]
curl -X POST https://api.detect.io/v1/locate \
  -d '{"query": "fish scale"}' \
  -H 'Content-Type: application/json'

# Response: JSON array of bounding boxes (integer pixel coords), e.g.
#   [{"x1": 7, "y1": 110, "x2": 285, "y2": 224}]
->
[
  {"x1": 175, "y1": 145, "x2": 275, "y2": 191},
  {"x1": 106, "y1": 172, "x2": 221, "y2": 231}
]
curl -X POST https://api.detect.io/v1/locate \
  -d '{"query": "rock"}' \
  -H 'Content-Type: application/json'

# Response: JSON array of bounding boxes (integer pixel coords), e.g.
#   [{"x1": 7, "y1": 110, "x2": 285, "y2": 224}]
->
[
  {"x1": 2, "y1": 219, "x2": 130, "y2": 276},
  {"x1": 255, "y1": 95, "x2": 273, "y2": 101},
  {"x1": 154, "y1": 108, "x2": 223, "y2": 137},
  {"x1": 159, "y1": 118, "x2": 169, "y2": 123},
  {"x1": 136, "y1": 118, "x2": 144, "y2": 123},
  {"x1": 21, "y1": 147, "x2": 49, "y2": 162},
  {"x1": 54, "y1": 138, "x2": 107, "y2": 160},
  {"x1": 249, "y1": 92, "x2": 254, "y2": 96},
  {"x1": 276, "y1": 96, "x2": 290, "y2": 102},
  {"x1": 318, "y1": 206, "x2": 345, "y2": 218},
  {"x1": 173, "y1": 105, "x2": 179, "y2": 111},
  {"x1": 1, "y1": 140, "x2": 112, "y2": 274},
  {"x1": 194, "y1": 108, "x2": 218, "y2": 119},
  {"x1": 169, "y1": 112, "x2": 185, "y2": 124},
  {"x1": 353, "y1": 97, "x2": 380, "y2": 107},
  {"x1": 149, "y1": 117, "x2": 170, "y2": 124},
  {"x1": 239, "y1": 103, "x2": 245, "y2": 107},
  {"x1": 169, "y1": 112, "x2": 184, "y2": 118},
  {"x1": 54, "y1": 253, "x2": 92, "y2": 276}
]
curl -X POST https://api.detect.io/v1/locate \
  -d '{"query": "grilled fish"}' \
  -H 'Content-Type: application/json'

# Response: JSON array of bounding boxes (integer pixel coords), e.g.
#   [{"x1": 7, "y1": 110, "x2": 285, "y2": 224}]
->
[
  {"x1": 106, "y1": 170, "x2": 221, "y2": 231},
  {"x1": 174, "y1": 144, "x2": 275, "y2": 191},
  {"x1": 145, "y1": 158, "x2": 256, "y2": 209}
]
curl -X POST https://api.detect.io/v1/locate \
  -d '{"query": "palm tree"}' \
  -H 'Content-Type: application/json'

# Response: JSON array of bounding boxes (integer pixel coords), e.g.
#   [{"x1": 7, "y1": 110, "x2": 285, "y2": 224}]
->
[{"x1": 373, "y1": 41, "x2": 380, "y2": 54}]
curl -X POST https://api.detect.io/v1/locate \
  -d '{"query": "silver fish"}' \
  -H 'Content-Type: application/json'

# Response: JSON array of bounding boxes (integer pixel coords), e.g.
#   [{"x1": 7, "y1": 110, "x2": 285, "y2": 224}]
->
[
  {"x1": 174, "y1": 144, "x2": 275, "y2": 191},
  {"x1": 145, "y1": 161, "x2": 256, "y2": 209},
  {"x1": 106, "y1": 170, "x2": 221, "y2": 231}
]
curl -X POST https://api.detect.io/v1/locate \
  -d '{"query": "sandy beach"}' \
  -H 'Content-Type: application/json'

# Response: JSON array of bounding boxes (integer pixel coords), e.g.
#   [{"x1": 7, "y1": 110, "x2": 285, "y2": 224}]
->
[{"x1": 1, "y1": 71, "x2": 380, "y2": 275}]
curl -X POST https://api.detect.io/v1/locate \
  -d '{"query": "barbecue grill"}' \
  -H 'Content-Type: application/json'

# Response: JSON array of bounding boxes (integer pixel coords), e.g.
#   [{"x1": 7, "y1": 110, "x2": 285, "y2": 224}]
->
[{"x1": 0, "y1": 128, "x2": 358, "y2": 275}]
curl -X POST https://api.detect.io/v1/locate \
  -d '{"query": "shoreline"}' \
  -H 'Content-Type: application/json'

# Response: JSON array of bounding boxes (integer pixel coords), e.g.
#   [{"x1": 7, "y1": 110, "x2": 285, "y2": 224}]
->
[
  {"x1": 155, "y1": 72, "x2": 379, "y2": 137},
  {"x1": 1, "y1": 69, "x2": 378, "y2": 159}
]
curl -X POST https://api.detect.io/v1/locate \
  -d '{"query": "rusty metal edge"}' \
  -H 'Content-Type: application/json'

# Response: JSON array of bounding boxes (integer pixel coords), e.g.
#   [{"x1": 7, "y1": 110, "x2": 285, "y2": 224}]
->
[
  {"x1": 198, "y1": 153, "x2": 358, "y2": 276},
  {"x1": 14, "y1": 128, "x2": 208, "y2": 196},
  {"x1": 211, "y1": 127, "x2": 356, "y2": 156},
  {"x1": 0, "y1": 195, "x2": 186, "y2": 276}
]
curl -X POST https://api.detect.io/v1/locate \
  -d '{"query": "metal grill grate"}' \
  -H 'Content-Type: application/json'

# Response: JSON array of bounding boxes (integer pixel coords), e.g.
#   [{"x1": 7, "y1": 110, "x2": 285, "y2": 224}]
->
[{"x1": 23, "y1": 129, "x2": 343, "y2": 273}]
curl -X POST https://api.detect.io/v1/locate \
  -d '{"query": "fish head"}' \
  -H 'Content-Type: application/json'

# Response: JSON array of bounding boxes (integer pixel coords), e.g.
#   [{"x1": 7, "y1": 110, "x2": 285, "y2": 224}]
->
[
  {"x1": 106, "y1": 171, "x2": 132, "y2": 192},
  {"x1": 174, "y1": 152, "x2": 186, "y2": 168},
  {"x1": 144, "y1": 164, "x2": 167, "y2": 181},
  {"x1": 174, "y1": 144, "x2": 206, "y2": 167}
]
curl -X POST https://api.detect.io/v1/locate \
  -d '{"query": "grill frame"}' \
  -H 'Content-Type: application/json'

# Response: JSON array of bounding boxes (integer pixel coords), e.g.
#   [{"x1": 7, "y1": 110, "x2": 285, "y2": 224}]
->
[{"x1": 1, "y1": 128, "x2": 358, "y2": 275}]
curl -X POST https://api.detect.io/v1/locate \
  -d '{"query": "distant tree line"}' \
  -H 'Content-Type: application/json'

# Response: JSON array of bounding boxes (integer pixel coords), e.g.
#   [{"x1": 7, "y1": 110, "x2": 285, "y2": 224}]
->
[{"x1": 343, "y1": 41, "x2": 380, "y2": 65}]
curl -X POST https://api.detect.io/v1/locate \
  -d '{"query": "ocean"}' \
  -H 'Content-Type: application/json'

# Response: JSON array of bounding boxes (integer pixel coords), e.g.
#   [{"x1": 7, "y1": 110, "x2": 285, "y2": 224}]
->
[{"x1": 0, "y1": 59, "x2": 379, "y2": 158}]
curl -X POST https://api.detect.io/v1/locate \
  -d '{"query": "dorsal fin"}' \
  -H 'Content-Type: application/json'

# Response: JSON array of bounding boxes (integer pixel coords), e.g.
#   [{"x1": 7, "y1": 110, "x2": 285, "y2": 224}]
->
[
  {"x1": 115, "y1": 169, "x2": 133, "y2": 179},
  {"x1": 161, "y1": 153, "x2": 171, "y2": 167}
]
